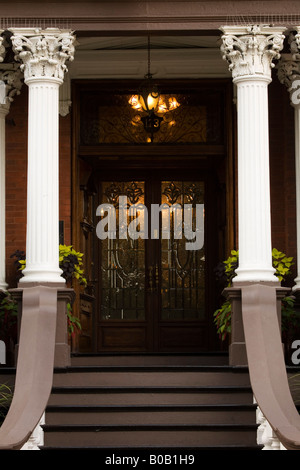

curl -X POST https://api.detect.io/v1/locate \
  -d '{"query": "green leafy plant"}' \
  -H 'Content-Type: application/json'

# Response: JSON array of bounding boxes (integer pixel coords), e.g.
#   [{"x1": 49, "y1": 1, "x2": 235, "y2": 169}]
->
[
  {"x1": 214, "y1": 249, "x2": 295, "y2": 341},
  {"x1": 67, "y1": 302, "x2": 82, "y2": 339},
  {"x1": 58, "y1": 244, "x2": 87, "y2": 287},
  {"x1": 13, "y1": 245, "x2": 87, "y2": 287},
  {"x1": 58, "y1": 245, "x2": 86, "y2": 338},
  {"x1": 213, "y1": 299, "x2": 232, "y2": 341},
  {"x1": 10, "y1": 250, "x2": 26, "y2": 282},
  {"x1": 271, "y1": 248, "x2": 294, "y2": 282},
  {"x1": 0, "y1": 384, "x2": 13, "y2": 425},
  {"x1": 288, "y1": 373, "x2": 300, "y2": 405},
  {"x1": 11, "y1": 244, "x2": 86, "y2": 338},
  {"x1": 0, "y1": 292, "x2": 18, "y2": 346}
]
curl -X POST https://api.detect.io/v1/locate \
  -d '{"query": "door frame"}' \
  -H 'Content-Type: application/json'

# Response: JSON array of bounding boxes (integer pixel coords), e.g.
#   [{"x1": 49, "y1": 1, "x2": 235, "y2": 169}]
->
[{"x1": 71, "y1": 78, "x2": 236, "y2": 353}]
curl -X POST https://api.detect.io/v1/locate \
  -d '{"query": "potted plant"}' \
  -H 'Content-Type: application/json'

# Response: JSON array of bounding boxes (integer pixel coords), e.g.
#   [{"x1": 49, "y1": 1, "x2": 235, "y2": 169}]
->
[
  {"x1": 213, "y1": 248, "x2": 296, "y2": 342},
  {"x1": 13, "y1": 245, "x2": 87, "y2": 288},
  {"x1": 10, "y1": 244, "x2": 86, "y2": 339},
  {"x1": 0, "y1": 383, "x2": 13, "y2": 425},
  {"x1": 58, "y1": 244, "x2": 87, "y2": 288}
]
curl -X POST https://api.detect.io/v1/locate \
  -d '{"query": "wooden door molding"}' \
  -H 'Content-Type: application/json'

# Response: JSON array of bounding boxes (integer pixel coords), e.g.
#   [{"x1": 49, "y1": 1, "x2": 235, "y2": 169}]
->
[{"x1": 71, "y1": 78, "x2": 236, "y2": 353}]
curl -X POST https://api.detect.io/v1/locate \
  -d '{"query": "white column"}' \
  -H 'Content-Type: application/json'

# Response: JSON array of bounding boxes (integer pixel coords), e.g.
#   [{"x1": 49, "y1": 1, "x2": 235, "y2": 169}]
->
[
  {"x1": 277, "y1": 30, "x2": 300, "y2": 290},
  {"x1": 0, "y1": 47, "x2": 22, "y2": 291},
  {"x1": 10, "y1": 28, "x2": 75, "y2": 284},
  {"x1": 220, "y1": 25, "x2": 286, "y2": 283},
  {"x1": 294, "y1": 101, "x2": 300, "y2": 289},
  {"x1": 0, "y1": 32, "x2": 7, "y2": 291},
  {"x1": 0, "y1": 105, "x2": 8, "y2": 292},
  {"x1": 59, "y1": 72, "x2": 72, "y2": 117}
]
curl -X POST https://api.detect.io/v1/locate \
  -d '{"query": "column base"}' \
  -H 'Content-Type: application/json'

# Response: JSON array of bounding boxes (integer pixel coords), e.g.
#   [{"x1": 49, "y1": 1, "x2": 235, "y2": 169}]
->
[
  {"x1": 224, "y1": 281, "x2": 289, "y2": 366},
  {"x1": 229, "y1": 342, "x2": 248, "y2": 367},
  {"x1": 10, "y1": 283, "x2": 75, "y2": 368},
  {"x1": 292, "y1": 279, "x2": 300, "y2": 291},
  {"x1": 223, "y1": 286, "x2": 248, "y2": 366},
  {"x1": 233, "y1": 269, "x2": 278, "y2": 284},
  {"x1": 19, "y1": 271, "x2": 65, "y2": 285}
]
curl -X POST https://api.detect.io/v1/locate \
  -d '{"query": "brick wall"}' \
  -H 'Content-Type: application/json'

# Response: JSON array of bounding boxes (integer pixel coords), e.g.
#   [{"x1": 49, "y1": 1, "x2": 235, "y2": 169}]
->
[
  {"x1": 5, "y1": 87, "x2": 72, "y2": 287},
  {"x1": 269, "y1": 75, "x2": 297, "y2": 284}
]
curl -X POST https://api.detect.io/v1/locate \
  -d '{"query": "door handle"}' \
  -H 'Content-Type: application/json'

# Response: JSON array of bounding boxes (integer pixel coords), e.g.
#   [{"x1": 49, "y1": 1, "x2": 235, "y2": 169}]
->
[
  {"x1": 148, "y1": 266, "x2": 154, "y2": 291},
  {"x1": 155, "y1": 265, "x2": 159, "y2": 288},
  {"x1": 148, "y1": 265, "x2": 159, "y2": 292}
]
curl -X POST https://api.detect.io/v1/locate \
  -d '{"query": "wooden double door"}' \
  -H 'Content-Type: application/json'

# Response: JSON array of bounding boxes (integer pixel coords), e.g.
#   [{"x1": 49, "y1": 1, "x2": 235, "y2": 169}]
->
[{"x1": 94, "y1": 169, "x2": 219, "y2": 352}]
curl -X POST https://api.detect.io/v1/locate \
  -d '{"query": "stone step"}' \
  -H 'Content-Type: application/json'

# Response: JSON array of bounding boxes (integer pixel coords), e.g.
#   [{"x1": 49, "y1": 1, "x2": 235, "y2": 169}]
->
[
  {"x1": 45, "y1": 403, "x2": 257, "y2": 425},
  {"x1": 42, "y1": 423, "x2": 259, "y2": 448},
  {"x1": 48, "y1": 385, "x2": 253, "y2": 406},
  {"x1": 70, "y1": 352, "x2": 229, "y2": 366},
  {"x1": 52, "y1": 365, "x2": 251, "y2": 388}
]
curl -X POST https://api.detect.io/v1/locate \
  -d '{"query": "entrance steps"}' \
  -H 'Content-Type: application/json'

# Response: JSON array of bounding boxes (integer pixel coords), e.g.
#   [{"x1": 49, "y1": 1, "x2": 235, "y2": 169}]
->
[{"x1": 41, "y1": 353, "x2": 262, "y2": 450}]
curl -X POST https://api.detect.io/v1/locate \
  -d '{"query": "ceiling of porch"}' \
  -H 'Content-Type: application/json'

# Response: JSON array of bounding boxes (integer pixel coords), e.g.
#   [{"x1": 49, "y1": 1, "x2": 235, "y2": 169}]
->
[{"x1": 69, "y1": 34, "x2": 230, "y2": 79}]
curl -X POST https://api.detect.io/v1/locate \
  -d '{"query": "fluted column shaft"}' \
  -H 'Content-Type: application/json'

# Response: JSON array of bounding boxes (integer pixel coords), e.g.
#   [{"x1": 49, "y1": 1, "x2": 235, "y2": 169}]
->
[
  {"x1": 220, "y1": 25, "x2": 286, "y2": 283},
  {"x1": 234, "y1": 75, "x2": 276, "y2": 282},
  {"x1": 11, "y1": 28, "x2": 75, "y2": 284},
  {"x1": 294, "y1": 104, "x2": 300, "y2": 288},
  {"x1": 0, "y1": 106, "x2": 8, "y2": 291},
  {"x1": 0, "y1": 32, "x2": 7, "y2": 291},
  {"x1": 24, "y1": 77, "x2": 63, "y2": 283}
]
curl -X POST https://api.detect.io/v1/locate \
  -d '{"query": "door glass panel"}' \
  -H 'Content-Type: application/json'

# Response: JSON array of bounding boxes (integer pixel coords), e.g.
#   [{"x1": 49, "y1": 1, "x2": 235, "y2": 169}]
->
[
  {"x1": 99, "y1": 181, "x2": 146, "y2": 320},
  {"x1": 80, "y1": 88, "x2": 225, "y2": 145},
  {"x1": 160, "y1": 181, "x2": 205, "y2": 320}
]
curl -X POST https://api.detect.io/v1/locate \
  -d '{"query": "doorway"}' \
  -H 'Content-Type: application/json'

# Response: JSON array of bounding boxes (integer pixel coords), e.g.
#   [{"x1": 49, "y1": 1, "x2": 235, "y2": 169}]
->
[
  {"x1": 73, "y1": 79, "x2": 234, "y2": 353},
  {"x1": 94, "y1": 169, "x2": 219, "y2": 352}
]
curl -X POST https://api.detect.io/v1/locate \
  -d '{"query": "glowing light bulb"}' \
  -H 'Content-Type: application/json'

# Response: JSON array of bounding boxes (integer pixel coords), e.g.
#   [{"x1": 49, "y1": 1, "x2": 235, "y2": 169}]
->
[{"x1": 129, "y1": 95, "x2": 143, "y2": 111}]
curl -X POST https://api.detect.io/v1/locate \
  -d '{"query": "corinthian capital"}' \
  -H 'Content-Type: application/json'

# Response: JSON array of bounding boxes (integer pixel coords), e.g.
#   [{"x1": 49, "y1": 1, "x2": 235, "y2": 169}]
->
[
  {"x1": 10, "y1": 28, "x2": 75, "y2": 83},
  {"x1": 277, "y1": 56, "x2": 300, "y2": 89},
  {"x1": 220, "y1": 25, "x2": 286, "y2": 81},
  {"x1": 277, "y1": 53, "x2": 300, "y2": 107},
  {"x1": 0, "y1": 32, "x2": 6, "y2": 63},
  {"x1": 0, "y1": 64, "x2": 23, "y2": 113},
  {"x1": 278, "y1": 29, "x2": 300, "y2": 106},
  {"x1": 289, "y1": 28, "x2": 300, "y2": 60}
]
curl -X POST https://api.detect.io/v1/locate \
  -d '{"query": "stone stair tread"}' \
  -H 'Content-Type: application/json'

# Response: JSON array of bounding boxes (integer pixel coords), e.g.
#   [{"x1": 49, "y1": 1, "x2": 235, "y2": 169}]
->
[
  {"x1": 46, "y1": 403, "x2": 256, "y2": 410},
  {"x1": 51, "y1": 384, "x2": 252, "y2": 391},
  {"x1": 55, "y1": 365, "x2": 248, "y2": 372},
  {"x1": 40, "y1": 445, "x2": 263, "y2": 450},
  {"x1": 43, "y1": 423, "x2": 258, "y2": 430}
]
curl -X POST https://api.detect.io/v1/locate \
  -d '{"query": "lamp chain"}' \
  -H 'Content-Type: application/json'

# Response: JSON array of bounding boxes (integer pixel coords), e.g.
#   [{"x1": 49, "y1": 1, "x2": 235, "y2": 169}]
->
[{"x1": 147, "y1": 36, "x2": 151, "y2": 78}]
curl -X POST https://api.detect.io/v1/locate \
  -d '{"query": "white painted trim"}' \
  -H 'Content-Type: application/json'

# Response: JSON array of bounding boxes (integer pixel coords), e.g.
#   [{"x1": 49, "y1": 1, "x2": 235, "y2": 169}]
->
[
  {"x1": 256, "y1": 401, "x2": 287, "y2": 450},
  {"x1": 21, "y1": 413, "x2": 45, "y2": 450}
]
